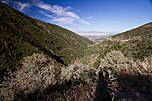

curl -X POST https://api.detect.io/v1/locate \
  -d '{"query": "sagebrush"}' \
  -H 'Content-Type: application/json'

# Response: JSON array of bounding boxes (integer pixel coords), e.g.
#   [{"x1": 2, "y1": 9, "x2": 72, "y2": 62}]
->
[
  {"x1": 99, "y1": 50, "x2": 132, "y2": 72},
  {"x1": 0, "y1": 53, "x2": 56, "y2": 100}
]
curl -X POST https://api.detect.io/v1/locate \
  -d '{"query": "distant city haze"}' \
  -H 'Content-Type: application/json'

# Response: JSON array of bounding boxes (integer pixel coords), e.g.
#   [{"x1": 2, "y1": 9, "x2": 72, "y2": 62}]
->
[
  {"x1": 77, "y1": 31, "x2": 116, "y2": 35},
  {"x1": 77, "y1": 31, "x2": 116, "y2": 41}
]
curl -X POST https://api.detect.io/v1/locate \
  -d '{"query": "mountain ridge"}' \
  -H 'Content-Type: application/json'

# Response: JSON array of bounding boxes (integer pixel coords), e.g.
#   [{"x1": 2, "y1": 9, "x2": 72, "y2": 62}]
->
[{"x1": 112, "y1": 22, "x2": 152, "y2": 39}]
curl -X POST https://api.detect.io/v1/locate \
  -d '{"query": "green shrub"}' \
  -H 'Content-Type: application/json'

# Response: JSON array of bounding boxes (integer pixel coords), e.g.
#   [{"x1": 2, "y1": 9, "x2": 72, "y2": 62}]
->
[{"x1": 92, "y1": 59, "x2": 100, "y2": 69}]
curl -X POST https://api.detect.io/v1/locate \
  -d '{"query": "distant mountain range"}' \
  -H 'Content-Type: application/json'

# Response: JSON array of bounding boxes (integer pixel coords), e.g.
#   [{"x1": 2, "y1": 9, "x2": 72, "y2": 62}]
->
[
  {"x1": 77, "y1": 31, "x2": 116, "y2": 41},
  {"x1": 81, "y1": 34, "x2": 115, "y2": 41}
]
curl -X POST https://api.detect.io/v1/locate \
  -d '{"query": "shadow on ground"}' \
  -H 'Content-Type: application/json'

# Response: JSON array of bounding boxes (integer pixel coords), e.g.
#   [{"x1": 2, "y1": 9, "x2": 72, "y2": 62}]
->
[
  {"x1": 93, "y1": 71, "x2": 152, "y2": 101},
  {"x1": 4, "y1": 71, "x2": 152, "y2": 101}
]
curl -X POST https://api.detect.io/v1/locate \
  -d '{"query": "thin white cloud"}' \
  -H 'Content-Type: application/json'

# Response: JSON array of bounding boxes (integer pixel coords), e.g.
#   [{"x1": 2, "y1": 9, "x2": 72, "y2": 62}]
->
[
  {"x1": 85, "y1": 16, "x2": 93, "y2": 20},
  {"x1": 50, "y1": 17, "x2": 75, "y2": 25},
  {"x1": 39, "y1": 11, "x2": 77, "y2": 25},
  {"x1": 14, "y1": 2, "x2": 30, "y2": 12},
  {"x1": 1, "y1": 0, "x2": 30, "y2": 12},
  {"x1": 37, "y1": 2, "x2": 90, "y2": 25},
  {"x1": 79, "y1": 19, "x2": 90, "y2": 25},
  {"x1": 37, "y1": 3, "x2": 75, "y2": 18},
  {"x1": 39, "y1": 10, "x2": 54, "y2": 18},
  {"x1": 1, "y1": 0, "x2": 91, "y2": 25},
  {"x1": 1, "y1": 0, "x2": 10, "y2": 4}
]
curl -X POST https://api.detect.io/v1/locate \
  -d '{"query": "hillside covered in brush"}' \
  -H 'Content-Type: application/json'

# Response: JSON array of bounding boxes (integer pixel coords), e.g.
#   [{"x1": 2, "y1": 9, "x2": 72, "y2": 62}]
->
[
  {"x1": 74, "y1": 22, "x2": 152, "y2": 100},
  {"x1": 82, "y1": 22, "x2": 152, "y2": 68},
  {"x1": 0, "y1": 2, "x2": 93, "y2": 70},
  {"x1": 0, "y1": 1, "x2": 152, "y2": 101},
  {"x1": 111, "y1": 22, "x2": 152, "y2": 60}
]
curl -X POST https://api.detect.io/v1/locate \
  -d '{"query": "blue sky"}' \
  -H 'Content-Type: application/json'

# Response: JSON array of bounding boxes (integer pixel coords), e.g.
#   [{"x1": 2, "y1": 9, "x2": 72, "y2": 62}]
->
[{"x1": 1, "y1": 0, "x2": 152, "y2": 35}]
